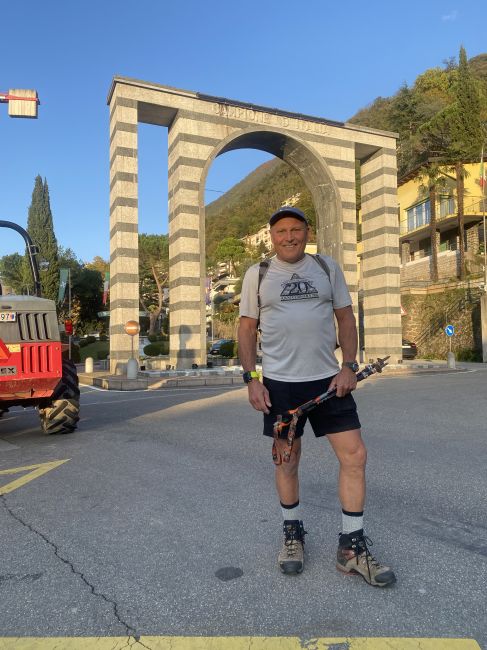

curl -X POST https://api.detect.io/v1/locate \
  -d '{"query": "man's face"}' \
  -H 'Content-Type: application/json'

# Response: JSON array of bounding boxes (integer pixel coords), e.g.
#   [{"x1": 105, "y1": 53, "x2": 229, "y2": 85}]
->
[{"x1": 270, "y1": 216, "x2": 309, "y2": 264}]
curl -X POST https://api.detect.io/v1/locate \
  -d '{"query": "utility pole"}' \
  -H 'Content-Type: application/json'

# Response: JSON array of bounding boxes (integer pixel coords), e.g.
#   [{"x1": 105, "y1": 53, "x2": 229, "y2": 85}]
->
[{"x1": 480, "y1": 149, "x2": 487, "y2": 361}]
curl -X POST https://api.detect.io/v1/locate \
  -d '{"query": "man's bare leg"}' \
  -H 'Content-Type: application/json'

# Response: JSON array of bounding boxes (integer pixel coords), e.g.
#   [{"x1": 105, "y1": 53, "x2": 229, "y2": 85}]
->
[
  {"x1": 274, "y1": 437, "x2": 302, "y2": 505},
  {"x1": 327, "y1": 428, "x2": 396, "y2": 587},
  {"x1": 273, "y1": 438, "x2": 306, "y2": 574},
  {"x1": 326, "y1": 428, "x2": 366, "y2": 512}
]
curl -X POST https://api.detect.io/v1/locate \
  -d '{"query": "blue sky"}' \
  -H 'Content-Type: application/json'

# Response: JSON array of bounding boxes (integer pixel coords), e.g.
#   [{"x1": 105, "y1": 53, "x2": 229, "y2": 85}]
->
[{"x1": 1, "y1": 0, "x2": 486, "y2": 262}]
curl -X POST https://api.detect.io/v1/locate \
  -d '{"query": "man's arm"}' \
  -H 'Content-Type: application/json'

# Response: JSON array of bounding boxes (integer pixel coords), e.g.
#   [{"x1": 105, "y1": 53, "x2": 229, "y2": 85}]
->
[
  {"x1": 329, "y1": 305, "x2": 358, "y2": 397},
  {"x1": 238, "y1": 316, "x2": 272, "y2": 414}
]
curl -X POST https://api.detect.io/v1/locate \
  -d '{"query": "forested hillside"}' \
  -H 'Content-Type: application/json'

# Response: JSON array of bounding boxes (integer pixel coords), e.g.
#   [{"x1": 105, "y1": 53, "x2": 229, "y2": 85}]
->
[
  {"x1": 348, "y1": 52, "x2": 487, "y2": 176},
  {"x1": 205, "y1": 51, "x2": 487, "y2": 262},
  {"x1": 205, "y1": 159, "x2": 314, "y2": 261}
]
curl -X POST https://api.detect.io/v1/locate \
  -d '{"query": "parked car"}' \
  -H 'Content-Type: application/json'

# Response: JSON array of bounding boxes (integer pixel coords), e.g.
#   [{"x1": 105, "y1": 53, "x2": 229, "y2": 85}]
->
[
  {"x1": 402, "y1": 339, "x2": 418, "y2": 360},
  {"x1": 209, "y1": 339, "x2": 234, "y2": 355}
]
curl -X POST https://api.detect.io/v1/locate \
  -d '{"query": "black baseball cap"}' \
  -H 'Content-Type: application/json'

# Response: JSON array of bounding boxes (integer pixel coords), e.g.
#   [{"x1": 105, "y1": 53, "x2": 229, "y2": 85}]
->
[{"x1": 269, "y1": 206, "x2": 309, "y2": 227}]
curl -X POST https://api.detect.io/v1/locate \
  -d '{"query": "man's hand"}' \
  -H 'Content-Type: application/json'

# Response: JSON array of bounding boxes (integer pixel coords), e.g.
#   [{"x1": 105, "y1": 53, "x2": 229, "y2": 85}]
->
[
  {"x1": 328, "y1": 367, "x2": 357, "y2": 397},
  {"x1": 247, "y1": 380, "x2": 272, "y2": 414}
]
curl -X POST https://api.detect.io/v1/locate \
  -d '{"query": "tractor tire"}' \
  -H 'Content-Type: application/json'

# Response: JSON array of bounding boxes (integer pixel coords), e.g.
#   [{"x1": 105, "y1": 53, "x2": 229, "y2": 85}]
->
[
  {"x1": 52, "y1": 359, "x2": 80, "y2": 400},
  {"x1": 39, "y1": 359, "x2": 80, "y2": 434},
  {"x1": 39, "y1": 398, "x2": 79, "y2": 434}
]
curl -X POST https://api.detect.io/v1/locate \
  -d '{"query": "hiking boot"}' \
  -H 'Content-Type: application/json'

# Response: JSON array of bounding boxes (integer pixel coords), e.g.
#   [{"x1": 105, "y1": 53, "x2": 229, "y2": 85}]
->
[
  {"x1": 336, "y1": 531, "x2": 396, "y2": 587},
  {"x1": 278, "y1": 520, "x2": 307, "y2": 574}
]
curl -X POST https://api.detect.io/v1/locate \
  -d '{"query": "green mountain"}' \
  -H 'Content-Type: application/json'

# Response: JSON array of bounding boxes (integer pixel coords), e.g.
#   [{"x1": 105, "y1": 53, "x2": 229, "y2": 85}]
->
[{"x1": 205, "y1": 159, "x2": 314, "y2": 262}]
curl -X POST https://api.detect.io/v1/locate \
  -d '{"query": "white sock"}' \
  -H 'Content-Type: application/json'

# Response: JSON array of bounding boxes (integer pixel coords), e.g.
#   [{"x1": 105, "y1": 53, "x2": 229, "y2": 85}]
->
[
  {"x1": 341, "y1": 509, "x2": 364, "y2": 534},
  {"x1": 281, "y1": 500, "x2": 302, "y2": 522}
]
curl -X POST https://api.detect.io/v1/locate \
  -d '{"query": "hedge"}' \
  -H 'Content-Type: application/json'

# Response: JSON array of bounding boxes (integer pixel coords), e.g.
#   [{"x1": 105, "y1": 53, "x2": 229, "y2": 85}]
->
[{"x1": 143, "y1": 341, "x2": 169, "y2": 356}]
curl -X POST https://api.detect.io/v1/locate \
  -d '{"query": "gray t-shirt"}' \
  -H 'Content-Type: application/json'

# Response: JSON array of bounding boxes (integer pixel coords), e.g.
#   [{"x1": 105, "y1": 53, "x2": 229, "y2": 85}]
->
[{"x1": 239, "y1": 254, "x2": 352, "y2": 381}]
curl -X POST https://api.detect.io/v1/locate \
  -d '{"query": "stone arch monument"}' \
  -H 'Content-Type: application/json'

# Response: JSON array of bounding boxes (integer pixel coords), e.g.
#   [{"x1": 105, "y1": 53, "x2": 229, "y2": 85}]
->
[{"x1": 107, "y1": 76, "x2": 402, "y2": 371}]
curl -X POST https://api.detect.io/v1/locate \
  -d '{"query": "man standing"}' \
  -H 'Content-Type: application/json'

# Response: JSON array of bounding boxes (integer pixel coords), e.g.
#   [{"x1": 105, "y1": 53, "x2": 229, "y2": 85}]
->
[{"x1": 238, "y1": 206, "x2": 395, "y2": 587}]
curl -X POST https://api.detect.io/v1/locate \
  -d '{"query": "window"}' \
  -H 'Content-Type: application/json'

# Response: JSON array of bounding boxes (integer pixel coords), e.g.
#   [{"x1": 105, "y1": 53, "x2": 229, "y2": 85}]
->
[
  {"x1": 419, "y1": 238, "x2": 431, "y2": 256},
  {"x1": 405, "y1": 200, "x2": 431, "y2": 232},
  {"x1": 440, "y1": 230, "x2": 457, "y2": 252},
  {"x1": 439, "y1": 196, "x2": 455, "y2": 218}
]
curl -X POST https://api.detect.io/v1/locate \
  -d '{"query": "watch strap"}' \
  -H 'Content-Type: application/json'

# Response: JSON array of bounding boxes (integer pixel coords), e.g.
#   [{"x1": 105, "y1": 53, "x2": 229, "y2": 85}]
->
[{"x1": 243, "y1": 370, "x2": 260, "y2": 384}]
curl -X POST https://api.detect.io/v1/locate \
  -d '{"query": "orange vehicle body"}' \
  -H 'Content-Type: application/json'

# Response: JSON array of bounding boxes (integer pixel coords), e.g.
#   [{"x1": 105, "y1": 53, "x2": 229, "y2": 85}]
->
[{"x1": 0, "y1": 338, "x2": 62, "y2": 401}]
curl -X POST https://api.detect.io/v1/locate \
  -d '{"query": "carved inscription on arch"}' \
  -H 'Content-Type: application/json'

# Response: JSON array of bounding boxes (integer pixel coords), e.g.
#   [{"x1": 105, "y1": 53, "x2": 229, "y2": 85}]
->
[{"x1": 213, "y1": 102, "x2": 330, "y2": 136}]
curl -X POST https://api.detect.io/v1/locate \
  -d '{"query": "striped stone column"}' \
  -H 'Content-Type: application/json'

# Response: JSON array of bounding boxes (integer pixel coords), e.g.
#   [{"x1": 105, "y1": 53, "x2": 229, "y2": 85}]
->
[
  {"x1": 361, "y1": 148, "x2": 402, "y2": 363},
  {"x1": 309, "y1": 143, "x2": 358, "y2": 321},
  {"x1": 328, "y1": 152, "x2": 358, "y2": 310},
  {"x1": 167, "y1": 112, "x2": 208, "y2": 369},
  {"x1": 108, "y1": 94, "x2": 139, "y2": 374}
]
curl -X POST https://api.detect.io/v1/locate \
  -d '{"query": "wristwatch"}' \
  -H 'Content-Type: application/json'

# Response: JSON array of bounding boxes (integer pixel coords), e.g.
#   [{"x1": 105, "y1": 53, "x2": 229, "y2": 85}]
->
[
  {"x1": 243, "y1": 370, "x2": 260, "y2": 384},
  {"x1": 342, "y1": 361, "x2": 359, "y2": 372}
]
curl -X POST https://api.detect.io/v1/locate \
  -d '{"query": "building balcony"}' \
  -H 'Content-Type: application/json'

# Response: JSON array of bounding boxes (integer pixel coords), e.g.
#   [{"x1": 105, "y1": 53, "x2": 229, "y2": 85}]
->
[{"x1": 400, "y1": 197, "x2": 485, "y2": 243}]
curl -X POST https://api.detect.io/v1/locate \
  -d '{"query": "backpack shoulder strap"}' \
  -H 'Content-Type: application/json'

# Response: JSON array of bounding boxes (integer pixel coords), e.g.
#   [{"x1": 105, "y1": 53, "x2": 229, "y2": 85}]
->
[
  {"x1": 311, "y1": 254, "x2": 331, "y2": 285},
  {"x1": 257, "y1": 259, "x2": 271, "y2": 309}
]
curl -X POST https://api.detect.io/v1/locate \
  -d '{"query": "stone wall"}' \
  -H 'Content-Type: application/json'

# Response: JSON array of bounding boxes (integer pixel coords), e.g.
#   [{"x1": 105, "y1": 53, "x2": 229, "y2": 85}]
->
[
  {"x1": 401, "y1": 285, "x2": 483, "y2": 360},
  {"x1": 400, "y1": 250, "x2": 459, "y2": 283}
]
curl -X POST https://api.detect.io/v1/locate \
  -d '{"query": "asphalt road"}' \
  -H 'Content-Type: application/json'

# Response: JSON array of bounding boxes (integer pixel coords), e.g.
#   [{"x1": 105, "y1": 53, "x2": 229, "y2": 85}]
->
[{"x1": 0, "y1": 367, "x2": 486, "y2": 648}]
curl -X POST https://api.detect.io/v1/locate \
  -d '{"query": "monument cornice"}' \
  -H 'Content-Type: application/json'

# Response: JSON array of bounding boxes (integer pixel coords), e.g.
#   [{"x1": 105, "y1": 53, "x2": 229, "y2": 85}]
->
[{"x1": 107, "y1": 76, "x2": 398, "y2": 140}]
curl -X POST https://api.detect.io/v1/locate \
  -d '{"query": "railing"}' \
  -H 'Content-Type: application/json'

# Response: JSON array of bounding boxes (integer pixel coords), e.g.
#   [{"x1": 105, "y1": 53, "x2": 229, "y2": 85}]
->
[{"x1": 400, "y1": 196, "x2": 486, "y2": 236}]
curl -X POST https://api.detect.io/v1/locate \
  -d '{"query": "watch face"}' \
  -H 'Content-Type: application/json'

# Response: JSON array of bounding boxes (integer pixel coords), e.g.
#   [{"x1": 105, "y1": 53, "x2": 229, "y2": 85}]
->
[{"x1": 344, "y1": 361, "x2": 359, "y2": 372}]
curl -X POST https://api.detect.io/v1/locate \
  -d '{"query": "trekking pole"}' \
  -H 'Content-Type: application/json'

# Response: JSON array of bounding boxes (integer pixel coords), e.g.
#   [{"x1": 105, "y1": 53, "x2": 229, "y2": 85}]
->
[{"x1": 272, "y1": 357, "x2": 390, "y2": 465}]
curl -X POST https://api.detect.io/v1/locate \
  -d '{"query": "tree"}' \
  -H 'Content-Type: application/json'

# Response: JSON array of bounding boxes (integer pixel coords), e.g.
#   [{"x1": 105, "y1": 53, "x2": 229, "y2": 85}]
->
[
  {"x1": 58, "y1": 246, "x2": 82, "y2": 273},
  {"x1": 420, "y1": 47, "x2": 487, "y2": 280},
  {"x1": 0, "y1": 253, "x2": 28, "y2": 294},
  {"x1": 71, "y1": 268, "x2": 104, "y2": 327},
  {"x1": 26, "y1": 176, "x2": 60, "y2": 299},
  {"x1": 418, "y1": 162, "x2": 449, "y2": 282},
  {"x1": 449, "y1": 47, "x2": 485, "y2": 280},
  {"x1": 451, "y1": 47, "x2": 485, "y2": 157},
  {"x1": 54, "y1": 247, "x2": 105, "y2": 330},
  {"x1": 139, "y1": 234, "x2": 169, "y2": 335},
  {"x1": 214, "y1": 237, "x2": 246, "y2": 275},
  {"x1": 85, "y1": 256, "x2": 109, "y2": 276},
  {"x1": 389, "y1": 84, "x2": 424, "y2": 176}
]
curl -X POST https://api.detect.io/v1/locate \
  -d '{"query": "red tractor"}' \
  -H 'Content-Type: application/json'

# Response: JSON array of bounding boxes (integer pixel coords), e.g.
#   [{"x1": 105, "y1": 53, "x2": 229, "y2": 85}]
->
[{"x1": 0, "y1": 220, "x2": 80, "y2": 434}]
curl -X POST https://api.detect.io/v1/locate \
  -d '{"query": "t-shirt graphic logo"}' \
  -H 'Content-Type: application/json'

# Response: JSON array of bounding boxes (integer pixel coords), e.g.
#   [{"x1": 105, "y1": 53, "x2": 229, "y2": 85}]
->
[{"x1": 280, "y1": 273, "x2": 319, "y2": 301}]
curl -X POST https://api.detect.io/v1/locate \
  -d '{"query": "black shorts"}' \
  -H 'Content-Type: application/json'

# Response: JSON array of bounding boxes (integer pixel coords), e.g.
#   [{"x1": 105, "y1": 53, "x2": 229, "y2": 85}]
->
[{"x1": 263, "y1": 375, "x2": 361, "y2": 439}]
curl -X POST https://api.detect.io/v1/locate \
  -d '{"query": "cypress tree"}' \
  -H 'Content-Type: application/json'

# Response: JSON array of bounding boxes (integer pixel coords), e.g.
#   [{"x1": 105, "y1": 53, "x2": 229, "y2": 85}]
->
[
  {"x1": 26, "y1": 175, "x2": 60, "y2": 300},
  {"x1": 420, "y1": 47, "x2": 486, "y2": 280},
  {"x1": 449, "y1": 47, "x2": 485, "y2": 279},
  {"x1": 450, "y1": 46, "x2": 484, "y2": 158}
]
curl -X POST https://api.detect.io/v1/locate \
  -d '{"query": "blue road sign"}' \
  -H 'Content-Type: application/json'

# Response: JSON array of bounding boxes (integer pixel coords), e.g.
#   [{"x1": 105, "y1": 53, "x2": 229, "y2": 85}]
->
[{"x1": 445, "y1": 324, "x2": 455, "y2": 337}]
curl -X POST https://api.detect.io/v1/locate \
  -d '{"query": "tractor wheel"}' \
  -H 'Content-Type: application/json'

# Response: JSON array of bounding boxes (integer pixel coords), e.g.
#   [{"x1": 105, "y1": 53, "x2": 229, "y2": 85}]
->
[
  {"x1": 39, "y1": 359, "x2": 80, "y2": 434},
  {"x1": 39, "y1": 399, "x2": 79, "y2": 434},
  {"x1": 52, "y1": 359, "x2": 80, "y2": 400}
]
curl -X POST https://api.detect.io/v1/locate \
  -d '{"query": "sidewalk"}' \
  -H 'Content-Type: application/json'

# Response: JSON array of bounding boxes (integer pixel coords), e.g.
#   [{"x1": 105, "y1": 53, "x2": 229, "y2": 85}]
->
[
  {"x1": 77, "y1": 360, "x2": 245, "y2": 391},
  {"x1": 77, "y1": 357, "x2": 486, "y2": 391}
]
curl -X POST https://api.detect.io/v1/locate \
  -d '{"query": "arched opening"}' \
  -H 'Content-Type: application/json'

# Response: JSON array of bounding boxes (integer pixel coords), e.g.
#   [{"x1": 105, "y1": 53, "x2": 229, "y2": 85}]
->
[
  {"x1": 200, "y1": 127, "x2": 343, "y2": 266},
  {"x1": 190, "y1": 127, "x2": 346, "y2": 366}
]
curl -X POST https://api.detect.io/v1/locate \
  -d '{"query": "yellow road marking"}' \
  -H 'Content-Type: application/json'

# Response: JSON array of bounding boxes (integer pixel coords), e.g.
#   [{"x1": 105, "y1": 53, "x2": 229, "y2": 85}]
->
[
  {"x1": 0, "y1": 638, "x2": 481, "y2": 649},
  {"x1": 0, "y1": 460, "x2": 69, "y2": 495}
]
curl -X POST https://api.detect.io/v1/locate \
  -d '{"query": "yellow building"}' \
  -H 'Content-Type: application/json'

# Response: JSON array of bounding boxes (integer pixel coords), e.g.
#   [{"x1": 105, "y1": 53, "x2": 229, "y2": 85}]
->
[{"x1": 398, "y1": 161, "x2": 486, "y2": 283}]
